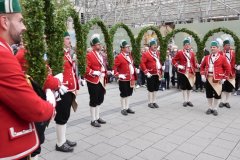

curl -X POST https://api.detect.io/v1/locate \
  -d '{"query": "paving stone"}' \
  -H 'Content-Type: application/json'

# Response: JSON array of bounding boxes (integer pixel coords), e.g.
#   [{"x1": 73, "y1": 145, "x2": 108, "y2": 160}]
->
[
  {"x1": 165, "y1": 150, "x2": 195, "y2": 160},
  {"x1": 152, "y1": 140, "x2": 178, "y2": 153},
  {"x1": 138, "y1": 147, "x2": 167, "y2": 160},
  {"x1": 98, "y1": 153, "x2": 124, "y2": 160},
  {"x1": 195, "y1": 153, "x2": 224, "y2": 160},
  {"x1": 112, "y1": 145, "x2": 141, "y2": 159},
  {"x1": 128, "y1": 138, "x2": 154, "y2": 150},
  {"x1": 203, "y1": 145, "x2": 232, "y2": 159},
  {"x1": 178, "y1": 142, "x2": 206, "y2": 155},
  {"x1": 105, "y1": 136, "x2": 130, "y2": 147},
  {"x1": 83, "y1": 134, "x2": 107, "y2": 145},
  {"x1": 87, "y1": 143, "x2": 116, "y2": 156}
]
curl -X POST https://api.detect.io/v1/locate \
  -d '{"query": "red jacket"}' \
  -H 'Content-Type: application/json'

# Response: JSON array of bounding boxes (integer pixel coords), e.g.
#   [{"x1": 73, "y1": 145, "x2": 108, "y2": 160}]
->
[
  {"x1": 113, "y1": 52, "x2": 137, "y2": 81},
  {"x1": 219, "y1": 49, "x2": 236, "y2": 78},
  {"x1": 140, "y1": 50, "x2": 162, "y2": 75},
  {"x1": 63, "y1": 50, "x2": 79, "y2": 91},
  {"x1": 200, "y1": 53, "x2": 231, "y2": 80},
  {"x1": 85, "y1": 50, "x2": 107, "y2": 84},
  {"x1": 172, "y1": 49, "x2": 197, "y2": 75},
  {"x1": 0, "y1": 38, "x2": 54, "y2": 159},
  {"x1": 15, "y1": 48, "x2": 28, "y2": 73}
]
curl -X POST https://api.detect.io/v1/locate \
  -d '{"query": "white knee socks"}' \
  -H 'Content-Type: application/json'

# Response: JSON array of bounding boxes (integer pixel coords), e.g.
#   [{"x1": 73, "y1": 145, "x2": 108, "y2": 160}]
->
[
  {"x1": 121, "y1": 97, "x2": 126, "y2": 110},
  {"x1": 148, "y1": 92, "x2": 154, "y2": 103},
  {"x1": 125, "y1": 97, "x2": 130, "y2": 109},
  {"x1": 207, "y1": 98, "x2": 213, "y2": 109},
  {"x1": 186, "y1": 90, "x2": 191, "y2": 102},
  {"x1": 96, "y1": 106, "x2": 100, "y2": 120},
  {"x1": 213, "y1": 99, "x2": 220, "y2": 110},
  {"x1": 56, "y1": 124, "x2": 67, "y2": 147},
  {"x1": 90, "y1": 107, "x2": 96, "y2": 122},
  {"x1": 182, "y1": 90, "x2": 187, "y2": 102}
]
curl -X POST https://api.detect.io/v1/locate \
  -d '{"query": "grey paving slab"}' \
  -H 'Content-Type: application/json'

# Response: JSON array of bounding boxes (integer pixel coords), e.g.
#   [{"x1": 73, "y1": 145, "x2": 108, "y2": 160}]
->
[
  {"x1": 195, "y1": 153, "x2": 225, "y2": 160},
  {"x1": 87, "y1": 143, "x2": 116, "y2": 156},
  {"x1": 138, "y1": 147, "x2": 167, "y2": 160},
  {"x1": 203, "y1": 145, "x2": 232, "y2": 159},
  {"x1": 164, "y1": 150, "x2": 195, "y2": 160},
  {"x1": 111, "y1": 145, "x2": 141, "y2": 159}
]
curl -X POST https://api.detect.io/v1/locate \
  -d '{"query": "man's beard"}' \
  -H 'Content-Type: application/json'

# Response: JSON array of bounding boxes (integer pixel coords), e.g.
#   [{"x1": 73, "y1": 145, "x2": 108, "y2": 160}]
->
[{"x1": 9, "y1": 25, "x2": 22, "y2": 45}]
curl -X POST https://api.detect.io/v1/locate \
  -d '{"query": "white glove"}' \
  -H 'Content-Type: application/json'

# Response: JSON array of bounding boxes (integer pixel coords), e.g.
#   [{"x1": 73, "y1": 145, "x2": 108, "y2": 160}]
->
[
  {"x1": 46, "y1": 89, "x2": 56, "y2": 107},
  {"x1": 81, "y1": 79, "x2": 86, "y2": 86},
  {"x1": 59, "y1": 85, "x2": 68, "y2": 95},
  {"x1": 107, "y1": 70, "x2": 114, "y2": 75},
  {"x1": 197, "y1": 64, "x2": 200, "y2": 68},
  {"x1": 236, "y1": 65, "x2": 240, "y2": 71},
  {"x1": 119, "y1": 74, "x2": 126, "y2": 79},
  {"x1": 177, "y1": 65, "x2": 185, "y2": 70},
  {"x1": 162, "y1": 66, "x2": 165, "y2": 71},
  {"x1": 146, "y1": 72, "x2": 152, "y2": 78},
  {"x1": 135, "y1": 68, "x2": 140, "y2": 74},
  {"x1": 201, "y1": 75, "x2": 206, "y2": 83},
  {"x1": 54, "y1": 73, "x2": 63, "y2": 83},
  {"x1": 92, "y1": 70, "x2": 101, "y2": 76},
  {"x1": 54, "y1": 91, "x2": 61, "y2": 101},
  {"x1": 220, "y1": 79, "x2": 226, "y2": 84}
]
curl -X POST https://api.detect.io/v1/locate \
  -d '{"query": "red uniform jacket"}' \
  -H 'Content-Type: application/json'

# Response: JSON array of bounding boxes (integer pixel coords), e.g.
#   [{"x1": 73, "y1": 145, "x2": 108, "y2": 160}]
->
[
  {"x1": 63, "y1": 50, "x2": 79, "y2": 91},
  {"x1": 85, "y1": 50, "x2": 107, "y2": 84},
  {"x1": 172, "y1": 49, "x2": 197, "y2": 75},
  {"x1": 140, "y1": 50, "x2": 162, "y2": 75},
  {"x1": 200, "y1": 53, "x2": 231, "y2": 80},
  {"x1": 113, "y1": 52, "x2": 137, "y2": 81},
  {"x1": 15, "y1": 48, "x2": 28, "y2": 73},
  {"x1": 0, "y1": 38, "x2": 54, "y2": 159},
  {"x1": 219, "y1": 49, "x2": 236, "y2": 78}
]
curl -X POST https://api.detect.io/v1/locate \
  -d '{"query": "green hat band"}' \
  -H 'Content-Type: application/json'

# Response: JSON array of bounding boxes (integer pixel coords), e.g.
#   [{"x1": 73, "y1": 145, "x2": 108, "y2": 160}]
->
[
  {"x1": 64, "y1": 32, "x2": 70, "y2": 37},
  {"x1": 183, "y1": 39, "x2": 190, "y2": 45},
  {"x1": 223, "y1": 40, "x2": 230, "y2": 46},
  {"x1": 90, "y1": 37, "x2": 100, "y2": 46},
  {"x1": 0, "y1": 0, "x2": 22, "y2": 13},
  {"x1": 149, "y1": 39, "x2": 157, "y2": 46},
  {"x1": 120, "y1": 40, "x2": 129, "y2": 48},
  {"x1": 211, "y1": 41, "x2": 219, "y2": 47}
]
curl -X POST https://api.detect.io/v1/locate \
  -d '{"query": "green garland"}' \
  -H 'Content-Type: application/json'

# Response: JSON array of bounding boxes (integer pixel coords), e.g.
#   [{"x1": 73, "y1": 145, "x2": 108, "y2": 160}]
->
[
  {"x1": 44, "y1": 0, "x2": 72, "y2": 75},
  {"x1": 70, "y1": 8, "x2": 85, "y2": 75},
  {"x1": 201, "y1": 27, "x2": 240, "y2": 63},
  {"x1": 164, "y1": 28, "x2": 202, "y2": 62},
  {"x1": 109, "y1": 23, "x2": 136, "y2": 65},
  {"x1": 135, "y1": 26, "x2": 164, "y2": 64},
  {"x1": 21, "y1": 0, "x2": 47, "y2": 86}
]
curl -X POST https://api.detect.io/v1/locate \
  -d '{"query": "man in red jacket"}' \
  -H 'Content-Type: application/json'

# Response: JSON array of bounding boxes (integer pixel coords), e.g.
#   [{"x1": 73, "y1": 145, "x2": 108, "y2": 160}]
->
[
  {"x1": 113, "y1": 40, "x2": 137, "y2": 115},
  {"x1": 53, "y1": 32, "x2": 79, "y2": 152},
  {"x1": 200, "y1": 41, "x2": 231, "y2": 116},
  {"x1": 0, "y1": 1, "x2": 55, "y2": 159},
  {"x1": 85, "y1": 34, "x2": 107, "y2": 127},
  {"x1": 219, "y1": 39, "x2": 236, "y2": 108},
  {"x1": 172, "y1": 38, "x2": 197, "y2": 107},
  {"x1": 140, "y1": 39, "x2": 162, "y2": 109}
]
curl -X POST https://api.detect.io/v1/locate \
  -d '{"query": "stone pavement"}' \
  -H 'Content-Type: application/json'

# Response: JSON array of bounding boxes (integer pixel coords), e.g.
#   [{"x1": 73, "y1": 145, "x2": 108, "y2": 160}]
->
[{"x1": 40, "y1": 82, "x2": 240, "y2": 160}]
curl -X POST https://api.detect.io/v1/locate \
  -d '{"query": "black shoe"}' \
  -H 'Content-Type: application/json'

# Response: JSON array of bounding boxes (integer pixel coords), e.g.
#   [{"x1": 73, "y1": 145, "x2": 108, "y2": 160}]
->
[
  {"x1": 153, "y1": 103, "x2": 159, "y2": 108},
  {"x1": 225, "y1": 103, "x2": 231, "y2": 108},
  {"x1": 206, "y1": 109, "x2": 212, "y2": 115},
  {"x1": 219, "y1": 102, "x2": 224, "y2": 108},
  {"x1": 91, "y1": 120, "x2": 101, "y2": 127},
  {"x1": 66, "y1": 140, "x2": 77, "y2": 147},
  {"x1": 187, "y1": 101, "x2": 194, "y2": 107},
  {"x1": 126, "y1": 108, "x2": 135, "y2": 114},
  {"x1": 183, "y1": 102, "x2": 188, "y2": 107},
  {"x1": 97, "y1": 118, "x2": 106, "y2": 124},
  {"x1": 212, "y1": 110, "x2": 218, "y2": 116},
  {"x1": 56, "y1": 143, "x2": 73, "y2": 152},
  {"x1": 121, "y1": 109, "x2": 128, "y2": 116},
  {"x1": 148, "y1": 103, "x2": 155, "y2": 108}
]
